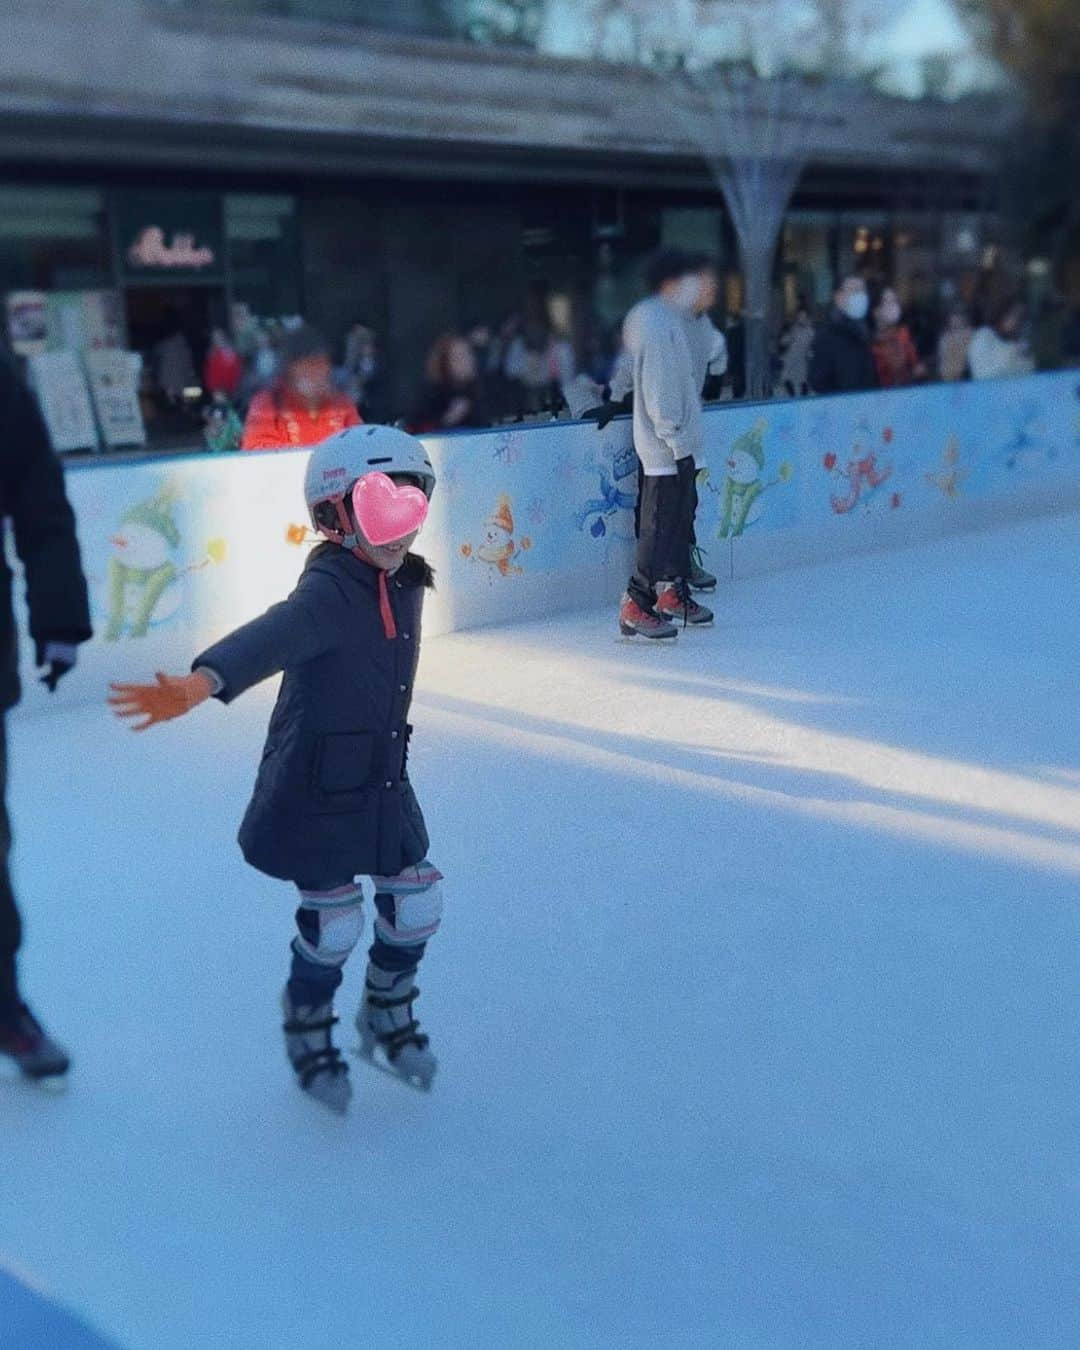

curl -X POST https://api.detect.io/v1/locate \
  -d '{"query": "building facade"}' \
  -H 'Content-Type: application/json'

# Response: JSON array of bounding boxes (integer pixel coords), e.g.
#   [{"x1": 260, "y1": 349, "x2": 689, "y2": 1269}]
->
[{"x1": 0, "y1": 0, "x2": 1015, "y2": 442}]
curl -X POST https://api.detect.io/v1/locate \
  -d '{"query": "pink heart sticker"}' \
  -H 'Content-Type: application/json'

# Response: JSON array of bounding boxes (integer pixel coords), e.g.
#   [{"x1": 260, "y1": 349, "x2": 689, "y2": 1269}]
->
[{"x1": 351, "y1": 472, "x2": 429, "y2": 546}]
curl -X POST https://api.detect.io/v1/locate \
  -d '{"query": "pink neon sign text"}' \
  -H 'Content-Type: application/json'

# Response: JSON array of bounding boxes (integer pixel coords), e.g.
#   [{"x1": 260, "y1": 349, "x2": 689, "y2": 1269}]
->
[{"x1": 127, "y1": 227, "x2": 215, "y2": 270}]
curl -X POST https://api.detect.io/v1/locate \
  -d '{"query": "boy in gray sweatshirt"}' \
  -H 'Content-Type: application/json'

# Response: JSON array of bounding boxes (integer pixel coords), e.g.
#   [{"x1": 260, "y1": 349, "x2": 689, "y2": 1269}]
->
[{"x1": 618, "y1": 250, "x2": 715, "y2": 639}]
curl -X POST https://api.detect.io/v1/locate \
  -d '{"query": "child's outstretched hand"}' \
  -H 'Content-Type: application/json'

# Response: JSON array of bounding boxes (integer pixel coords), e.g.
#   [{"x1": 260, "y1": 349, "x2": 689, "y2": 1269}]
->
[{"x1": 108, "y1": 671, "x2": 213, "y2": 732}]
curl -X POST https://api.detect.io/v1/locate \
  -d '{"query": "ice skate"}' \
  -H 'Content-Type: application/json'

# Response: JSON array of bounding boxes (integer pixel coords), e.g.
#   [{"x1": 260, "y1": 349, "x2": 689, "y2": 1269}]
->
[
  {"x1": 688, "y1": 548, "x2": 717, "y2": 593},
  {"x1": 618, "y1": 593, "x2": 678, "y2": 640},
  {"x1": 0, "y1": 1002, "x2": 70, "y2": 1082},
  {"x1": 656, "y1": 580, "x2": 714, "y2": 627},
  {"x1": 355, "y1": 965, "x2": 437, "y2": 1091},
  {"x1": 281, "y1": 988, "x2": 351, "y2": 1114}
]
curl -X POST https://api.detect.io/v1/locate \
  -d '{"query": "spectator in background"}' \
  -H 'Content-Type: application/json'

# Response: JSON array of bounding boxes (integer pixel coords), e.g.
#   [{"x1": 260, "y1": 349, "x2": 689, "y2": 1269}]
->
[
  {"x1": 203, "y1": 326, "x2": 242, "y2": 400},
  {"x1": 203, "y1": 392, "x2": 244, "y2": 452},
  {"x1": 779, "y1": 305, "x2": 814, "y2": 397},
  {"x1": 937, "y1": 307, "x2": 974, "y2": 382},
  {"x1": 683, "y1": 257, "x2": 728, "y2": 401},
  {"x1": 870, "y1": 285, "x2": 926, "y2": 388},
  {"x1": 152, "y1": 308, "x2": 197, "y2": 406},
  {"x1": 409, "y1": 333, "x2": 489, "y2": 433},
  {"x1": 503, "y1": 316, "x2": 575, "y2": 416},
  {"x1": 1058, "y1": 302, "x2": 1080, "y2": 368},
  {"x1": 464, "y1": 320, "x2": 513, "y2": 421},
  {"x1": 245, "y1": 327, "x2": 279, "y2": 399},
  {"x1": 230, "y1": 301, "x2": 260, "y2": 362},
  {"x1": 340, "y1": 323, "x2": 388, "y2": 423},
  {"x1": 0, "y1": 356, "x2": 92, "y2": 1081},
  {"x1": 809, "y1": 276, "x2": 879, "y2": 395},
  {"x1": 241, "y1": 324, "x2": 360, "y2": 450},
  {"x1": 724, "y1": 312, "x2": 746, "y2": 400},
  {"x1": 968, "y1": 296, "x2": 1035, "y2": 381}
]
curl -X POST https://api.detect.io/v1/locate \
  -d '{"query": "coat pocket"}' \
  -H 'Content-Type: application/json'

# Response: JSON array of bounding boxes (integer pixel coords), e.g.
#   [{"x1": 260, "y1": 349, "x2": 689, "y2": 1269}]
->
[{"x1": 314, "y1": 732, "x2": 376, "y2": 794}]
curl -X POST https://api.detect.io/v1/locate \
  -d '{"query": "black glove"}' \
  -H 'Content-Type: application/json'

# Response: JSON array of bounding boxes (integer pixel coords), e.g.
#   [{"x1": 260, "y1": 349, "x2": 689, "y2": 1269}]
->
[
  {"x1": 584, "y1": 394, "x2": 632, "y2": 431},
  {"x1": 36, "y1": 640, "x2": 78, "y2": 694}
]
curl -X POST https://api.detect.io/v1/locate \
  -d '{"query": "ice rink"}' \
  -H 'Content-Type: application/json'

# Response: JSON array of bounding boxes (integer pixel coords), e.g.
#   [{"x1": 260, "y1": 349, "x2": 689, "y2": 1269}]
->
[{"x1": 4, "y1": 511, "x2": 1079, "y2": 1349}]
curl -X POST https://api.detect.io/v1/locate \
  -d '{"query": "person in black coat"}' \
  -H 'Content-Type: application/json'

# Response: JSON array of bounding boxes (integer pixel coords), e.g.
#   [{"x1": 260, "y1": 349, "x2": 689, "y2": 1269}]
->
[
  {"x1": 110, "y1": 425, "x2": 442, "y2": 1111},
  {"x1": 0, "y1": 357, "x2": 92, "y2": 1080},
  {"x1": 809, "y1": 277, "x2": 881, "y2": 395},
  {"x1": 407, "y1": 333, "x2": 489, "y2": 434}
]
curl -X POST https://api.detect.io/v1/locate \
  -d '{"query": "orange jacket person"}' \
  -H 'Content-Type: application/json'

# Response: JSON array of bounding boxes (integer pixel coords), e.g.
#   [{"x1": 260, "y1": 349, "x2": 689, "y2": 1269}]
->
[{"x1": 241, "y1": 323, "x2": 360, "y2": 451}]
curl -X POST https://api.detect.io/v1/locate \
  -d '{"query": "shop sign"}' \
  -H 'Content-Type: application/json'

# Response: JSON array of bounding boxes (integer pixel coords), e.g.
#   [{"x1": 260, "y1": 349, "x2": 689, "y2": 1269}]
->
[
  {"x1": 127, "y1": 228, "x2": 215, "y2": 271},
  {"x1": 114, "y1": 191, "x2": 225, "y2": 283}
]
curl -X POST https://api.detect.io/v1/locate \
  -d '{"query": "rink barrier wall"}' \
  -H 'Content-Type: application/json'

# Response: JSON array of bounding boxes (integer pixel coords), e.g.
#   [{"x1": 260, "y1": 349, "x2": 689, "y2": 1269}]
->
[{"x1": 12, "y1": 370, "x2": 1079, "y2": 716}]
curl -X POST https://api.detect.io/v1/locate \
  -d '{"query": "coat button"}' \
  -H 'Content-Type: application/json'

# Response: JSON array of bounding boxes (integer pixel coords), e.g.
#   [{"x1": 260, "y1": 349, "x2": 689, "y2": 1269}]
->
[
  {"x1": 399, "y1": 684, "x2": 407, "y2": 692},
  {"x1": 384, "y1": 780, "x2": 393, "y2": 789},
  {"x1": 391, "y1": 730, "x2": 399, "y2": 739},
  {"x1": 403, "y1": 633, "x2": 411, "y2": 640}
]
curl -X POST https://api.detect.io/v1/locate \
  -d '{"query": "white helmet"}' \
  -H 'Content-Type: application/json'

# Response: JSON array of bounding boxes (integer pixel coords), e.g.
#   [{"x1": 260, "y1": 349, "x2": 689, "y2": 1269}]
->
[{"x1": 304, "y1": 424, "x2": 436, "y2": 539}]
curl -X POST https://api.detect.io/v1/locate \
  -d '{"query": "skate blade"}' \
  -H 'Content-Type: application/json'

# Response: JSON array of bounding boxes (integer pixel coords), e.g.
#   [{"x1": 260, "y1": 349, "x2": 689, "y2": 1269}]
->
[
  {"x1": 299, "y1": 1085, "x2": 350, "y2": 1115},
  {"x1": 0, "y1": 1058, "x2": 70, "y2": 1093},
  {"x1": 353, "y1": 1044, "x2": 435, "y2": 1093},
  {"x1": 617, "y1": 626, "x2": 679, "y2": 642}
]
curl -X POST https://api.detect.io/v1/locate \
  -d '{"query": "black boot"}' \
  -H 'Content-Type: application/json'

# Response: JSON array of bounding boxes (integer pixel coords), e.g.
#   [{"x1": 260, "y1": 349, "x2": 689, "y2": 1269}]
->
[{"x1": 0, "y1": 1001, "x2": 70, "y2": 1080}]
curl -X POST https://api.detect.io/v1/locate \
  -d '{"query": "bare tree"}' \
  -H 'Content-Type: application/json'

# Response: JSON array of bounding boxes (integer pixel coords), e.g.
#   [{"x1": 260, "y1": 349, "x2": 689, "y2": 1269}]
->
[
  {"x1": 669, "y1": 70, "x2": 817, "y2": 399},
  {"x1": 657, "y1": 1, "x2": 890, "y2": 398}
]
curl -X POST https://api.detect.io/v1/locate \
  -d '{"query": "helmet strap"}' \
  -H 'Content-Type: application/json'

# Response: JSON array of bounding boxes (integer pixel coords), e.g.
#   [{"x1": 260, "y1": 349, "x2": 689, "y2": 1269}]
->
[{"x1": 330, "y1": 495, "x2": 377, "y2": 565}]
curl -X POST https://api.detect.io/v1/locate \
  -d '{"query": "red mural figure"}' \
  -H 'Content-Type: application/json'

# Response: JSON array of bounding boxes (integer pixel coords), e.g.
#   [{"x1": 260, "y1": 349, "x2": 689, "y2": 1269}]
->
[{"x1": 829, "y1": 452, "x2": 893, "y2": 514}]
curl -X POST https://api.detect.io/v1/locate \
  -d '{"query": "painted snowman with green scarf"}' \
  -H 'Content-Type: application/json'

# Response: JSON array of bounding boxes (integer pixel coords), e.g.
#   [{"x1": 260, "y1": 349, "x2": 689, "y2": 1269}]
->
[
  {"x1": 716, "y1": 420, "x2": 792, "y2": 539},
  {"x1": 105, "y1": 487, "x2": 181, "y2": 640},
  {"x1": 719, "y1": 420, "x2": 768, "y2": 539}
]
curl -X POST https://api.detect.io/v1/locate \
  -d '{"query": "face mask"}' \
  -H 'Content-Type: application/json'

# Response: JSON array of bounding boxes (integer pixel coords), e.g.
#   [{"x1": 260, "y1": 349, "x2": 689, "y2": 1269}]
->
[
  {"x1": 841, "y1": 291, "x2": 869, "y2": 321},
  {"x1": 292, "y1": 377, "x2": 326, "y2": 401},
  {"x1": 671, "y1": 275, "x2": 702, "y2": 311},
  {"x1": 880, "y1": 299, "x2": 902, "y2": 326}
]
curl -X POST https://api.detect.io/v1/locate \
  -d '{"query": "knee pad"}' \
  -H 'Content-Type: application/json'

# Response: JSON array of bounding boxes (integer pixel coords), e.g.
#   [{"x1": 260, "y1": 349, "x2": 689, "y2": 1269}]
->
[
  {"x1": 372, "y1": 861, "x2": 444, "y2": 947},
  {"x1": 294, "y1": 883, "x2": 364, "y2": 967}
]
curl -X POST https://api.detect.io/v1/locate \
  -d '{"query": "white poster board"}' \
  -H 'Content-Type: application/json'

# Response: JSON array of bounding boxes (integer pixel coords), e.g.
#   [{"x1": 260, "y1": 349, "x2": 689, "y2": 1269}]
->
[
  {"x1": 27, "y1": 351, "x2": 99, "y2": 453},
  {"x1": 47, "y1": 290, "x2": 125, "y2": 353},
  {"x1": 85, "y1": 349, "x2": 146, "y2": 448},
  {"x1": 6, "y1": 291, "x2": 48, "y2": 357}
]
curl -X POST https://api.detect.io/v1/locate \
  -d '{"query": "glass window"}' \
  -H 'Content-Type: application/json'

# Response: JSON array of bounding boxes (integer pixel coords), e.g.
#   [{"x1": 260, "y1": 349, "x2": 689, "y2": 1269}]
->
[
  {"x1": 225, "y1": 194, "x2": 301, "y2": 319},
  {"x1": 0, "y1": 186, "x2": 111, "y2": 293},
  {"x1": 781, "y1": 213, "x2": 834, "y2": 312}
]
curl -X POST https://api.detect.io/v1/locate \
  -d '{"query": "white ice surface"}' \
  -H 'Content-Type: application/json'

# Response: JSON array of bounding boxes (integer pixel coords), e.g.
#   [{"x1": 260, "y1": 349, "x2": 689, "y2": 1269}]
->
[{"x1": 4, "y1": 513, "x2": 1080, "y2": 1349}]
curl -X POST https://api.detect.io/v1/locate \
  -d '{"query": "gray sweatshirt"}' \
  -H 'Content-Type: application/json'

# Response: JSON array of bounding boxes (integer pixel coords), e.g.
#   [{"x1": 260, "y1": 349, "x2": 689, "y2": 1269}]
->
[{"x1": 616, "y1": 300, "x2": 724, "y2": 474}]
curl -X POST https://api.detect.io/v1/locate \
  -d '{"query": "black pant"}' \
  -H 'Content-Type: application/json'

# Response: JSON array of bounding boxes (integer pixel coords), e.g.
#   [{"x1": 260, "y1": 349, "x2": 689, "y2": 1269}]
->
[
  {"x1": 628, "y1": 458, "x2": 696, "y2": 611},
  {"x1": 634, "y1": 459, "x2": 699, "y2": 548},
  {"x1": 0, "y1": 719, "x2": 20, "y2": 1013}
]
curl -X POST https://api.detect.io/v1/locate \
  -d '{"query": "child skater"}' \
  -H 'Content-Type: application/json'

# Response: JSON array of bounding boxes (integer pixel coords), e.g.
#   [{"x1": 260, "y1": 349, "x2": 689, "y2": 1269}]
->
[{"x1": 109, "y1": 425, "x2": 442, "y2": 1112}]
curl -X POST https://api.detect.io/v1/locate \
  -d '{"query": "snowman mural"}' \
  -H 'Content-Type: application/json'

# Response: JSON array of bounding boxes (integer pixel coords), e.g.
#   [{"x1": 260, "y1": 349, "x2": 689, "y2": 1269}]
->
[
  {"x1": 104, "y1": 487, "x2": 182, "y2": 640},
  {"x1": 576, "y1": 442, "x2": 638, "y2": 540},
  {"x1": 461, "y1": 494, "x2": 531, "y2": 577},
  {"x1": 103, "y1": 481, "x2": 226, "y2": 640},
  {"x1": 714, "y1": 419, "x2": 792, "y2": 538},
  {"x1": 822, "y1": 420, "x2": 896, "y2": 516}
]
